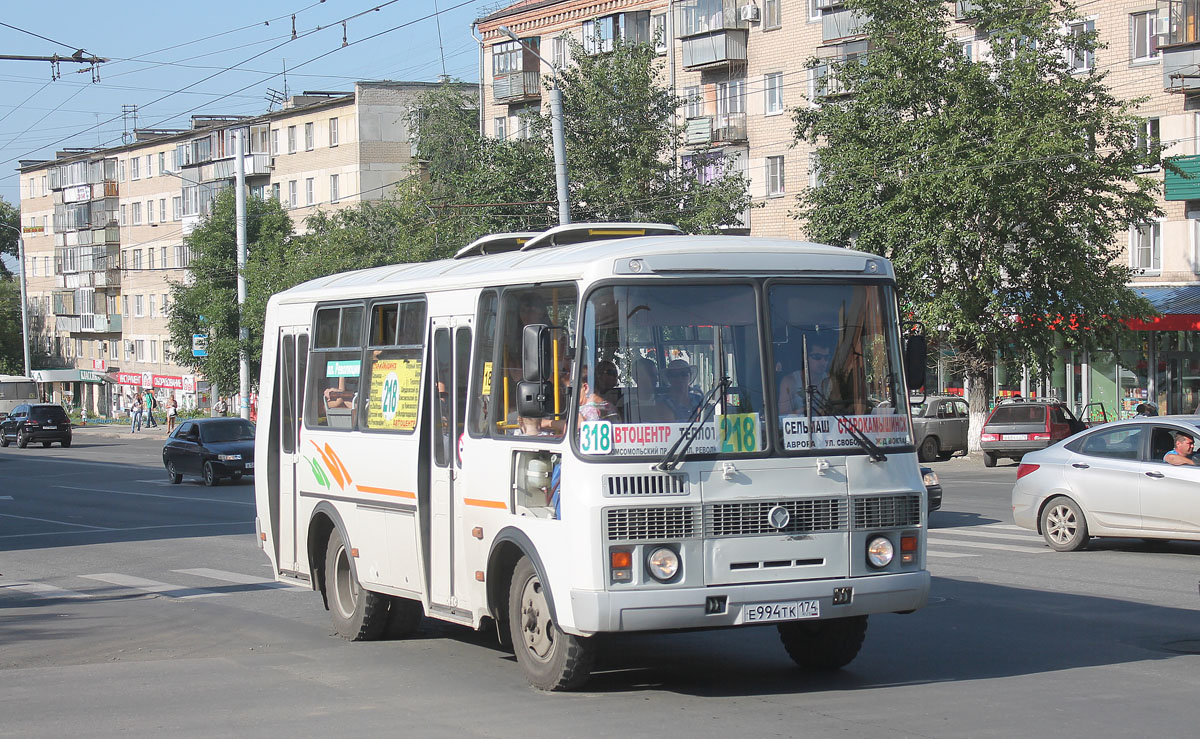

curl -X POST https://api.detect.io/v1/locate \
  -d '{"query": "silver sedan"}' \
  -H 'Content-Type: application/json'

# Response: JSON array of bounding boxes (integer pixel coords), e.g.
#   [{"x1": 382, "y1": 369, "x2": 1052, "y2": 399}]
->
[{"x1": 1012, "y1": 417, "x2": 1200, "y2": 551}]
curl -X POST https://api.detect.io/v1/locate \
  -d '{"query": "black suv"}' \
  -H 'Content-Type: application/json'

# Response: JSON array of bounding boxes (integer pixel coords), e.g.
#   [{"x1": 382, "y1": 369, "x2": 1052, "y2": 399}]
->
[
  {"x1": 979, "y1": 398, "x2": 1085, "y2": 467},
  {"x1": 0, "y1": 404, "x2": 73, "y2": 448}
]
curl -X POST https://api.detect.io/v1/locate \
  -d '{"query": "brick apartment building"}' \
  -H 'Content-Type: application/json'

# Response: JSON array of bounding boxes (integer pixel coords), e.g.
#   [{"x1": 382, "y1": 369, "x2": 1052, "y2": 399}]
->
[
  {"x1": 475, "y1": 0, "x2": 1200, "y2": 416},
  {"x1": 17, "y1": 81, "x2": 461, "y2": 416}
]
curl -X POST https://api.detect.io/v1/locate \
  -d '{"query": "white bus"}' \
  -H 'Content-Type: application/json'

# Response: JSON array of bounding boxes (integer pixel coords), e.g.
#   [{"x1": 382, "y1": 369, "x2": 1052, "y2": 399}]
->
[
  {"x1": 254, "y1": 224, "x2": 930, "y2": 690},
  {"x1": 0, "y1": 375, "x2": 39, "y2": 420}
]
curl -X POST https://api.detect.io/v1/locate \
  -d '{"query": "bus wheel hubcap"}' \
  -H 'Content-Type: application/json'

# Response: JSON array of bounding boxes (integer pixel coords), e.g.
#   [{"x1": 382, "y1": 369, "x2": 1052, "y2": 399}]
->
[{"x1": 520, "y1": 577, "x2": 553, "y2": 661}]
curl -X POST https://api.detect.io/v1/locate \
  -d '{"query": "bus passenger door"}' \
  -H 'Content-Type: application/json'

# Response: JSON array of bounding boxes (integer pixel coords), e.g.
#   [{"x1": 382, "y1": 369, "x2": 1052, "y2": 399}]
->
[
  {"x1": 273, "y1": 328, "x2": 308, "y2": 575},
  {"x1": 428, "y1": 321, "x2": 457, "y2": 606}
]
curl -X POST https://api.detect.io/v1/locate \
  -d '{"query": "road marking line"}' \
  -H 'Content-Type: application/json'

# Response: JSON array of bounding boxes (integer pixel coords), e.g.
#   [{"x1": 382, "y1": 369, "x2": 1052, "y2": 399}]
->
[
  {"x1": 926, "y1": 551, "x2": 979, "y2": 558},
  {"x1": 172, "y1": 568, "x2": 308, "y2": 590},
  {"x1": 55, "y1": 485, "x2": 254, "y2": 506},
  {"x1": 0, "y1": 495, "x2": 12, "y2": 500},
  {"x1": 927, "y1": 536, "x2": 1049, "y2": 554},
  {"x1": 930, "y1": 528, "x2": 1040, "y2": 542},
  {"x1": 80, "y1": 573, "x2": 224, "y2": 599},
  {"x1": 979, "y1": 523, "x2": 1025, "y2": 531},
  {"x1": 0, "y1": 521, "x2": 249, "y2": 540},
  {"x1": 0, "y1": 581, "x2": 93, "y2": 599},
  {"x1": 0, "y1": 512, "x2": 112, "y2": 529}
]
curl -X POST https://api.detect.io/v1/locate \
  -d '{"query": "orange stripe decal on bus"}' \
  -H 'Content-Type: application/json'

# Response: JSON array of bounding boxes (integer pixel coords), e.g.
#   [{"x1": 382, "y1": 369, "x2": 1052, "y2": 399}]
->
[
  {"x1": 355, "y1": 485, "x2": 416, "y2": 500},
  {"x1": 464, "y1": 498, "x2": 509, "y2": 510},
  {"x1": 325, "y1": 442, "x2": 353, "y2": 486},
  {"x1": 310, "y1": 440, "x2": 345, "y2": 489}
]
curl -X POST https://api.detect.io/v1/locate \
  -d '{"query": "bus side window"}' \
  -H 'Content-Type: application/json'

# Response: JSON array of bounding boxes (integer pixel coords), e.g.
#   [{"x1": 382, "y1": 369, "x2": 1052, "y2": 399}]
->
[
  {"x1": 495, "y1": 285, "x2": 578, "y2": 437},
  {"x1": 362, "y1": 299, "x2": 426, "y2": 434},
  {"x1": 306, "y1": 304, "x2": 364, "y2": 429},
  {"x1": 469, "y1": 291, "x2": 498, "y2": 436}
]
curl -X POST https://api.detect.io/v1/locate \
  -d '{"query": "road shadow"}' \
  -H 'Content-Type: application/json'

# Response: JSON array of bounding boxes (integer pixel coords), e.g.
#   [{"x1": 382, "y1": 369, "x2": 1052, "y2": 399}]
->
[{"x1": 929, "y1": 511, "x2": 1003, "y2": 529}]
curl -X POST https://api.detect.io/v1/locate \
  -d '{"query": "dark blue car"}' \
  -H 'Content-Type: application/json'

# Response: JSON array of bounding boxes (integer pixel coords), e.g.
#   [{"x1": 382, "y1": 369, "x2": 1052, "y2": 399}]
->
[{"x1": 162, "y1": 417, "x2": 255, "y2": 486}]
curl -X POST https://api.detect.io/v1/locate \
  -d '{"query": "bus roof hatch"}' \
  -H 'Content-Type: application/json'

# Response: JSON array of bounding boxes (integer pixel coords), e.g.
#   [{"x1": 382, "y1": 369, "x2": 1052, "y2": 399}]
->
[
  {"x1": 453, "y1": 232, "x2": 540, "y2": 260},
  {"x1": 518, "y1": 222, "x2": 684, "y2": 252}
]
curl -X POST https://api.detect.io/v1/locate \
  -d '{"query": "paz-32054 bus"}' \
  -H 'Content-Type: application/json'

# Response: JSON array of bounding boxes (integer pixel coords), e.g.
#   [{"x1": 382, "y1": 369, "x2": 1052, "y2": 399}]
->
[{"x1": 254, "y1": 224, "x2": 930, "y2": 690}]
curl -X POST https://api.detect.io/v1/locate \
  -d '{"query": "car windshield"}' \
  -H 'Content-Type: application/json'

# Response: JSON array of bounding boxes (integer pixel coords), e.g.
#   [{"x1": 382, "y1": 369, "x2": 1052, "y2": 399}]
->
[
  {"x1": 200, "y1": 419, "x2": 255, "y2": 442},
  {"x1": 577, "y1": 284, "x2": 766, "y2": 458},
  {"x1": 769, "y1": 282, "x2": 911, "y2": 453}
]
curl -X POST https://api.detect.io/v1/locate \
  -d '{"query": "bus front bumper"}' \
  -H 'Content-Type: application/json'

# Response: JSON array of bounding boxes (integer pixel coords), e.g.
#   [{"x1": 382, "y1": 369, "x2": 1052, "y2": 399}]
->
[{"x1": 568, "y1": 570, "x2": 930, "y2": 635}]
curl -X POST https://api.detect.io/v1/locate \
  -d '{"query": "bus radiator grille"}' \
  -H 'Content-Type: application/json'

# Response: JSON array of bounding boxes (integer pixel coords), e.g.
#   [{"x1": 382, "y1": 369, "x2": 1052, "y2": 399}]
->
[
  {"x1": 604, "y1": 505, "x2": 703, "y2": 542},
  {"x1": 603, "y1": 473, "x2": 690, "y2": 497},
  {"x1": 703, "y1": 498, "x2": 846, "y2": 537},
  {"x1": 852, "y1": 494, "x2": 922, "y2": 529}
]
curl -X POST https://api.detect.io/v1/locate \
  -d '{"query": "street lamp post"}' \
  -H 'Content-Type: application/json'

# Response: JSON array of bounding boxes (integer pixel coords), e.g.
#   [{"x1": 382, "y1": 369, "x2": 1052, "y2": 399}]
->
[
  {"x1": 498, "y1": 25, "x2": 571, "y2": 225},
  {"x1": 0, "y1": 221, "x2": 32, "y2": 377}
]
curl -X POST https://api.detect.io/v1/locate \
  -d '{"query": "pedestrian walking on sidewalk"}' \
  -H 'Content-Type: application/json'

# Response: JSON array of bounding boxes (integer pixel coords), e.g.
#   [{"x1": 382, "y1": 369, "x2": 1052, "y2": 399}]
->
[
  {"x1": 143, "y1": 389, "x2": 158, "y2": 428},
  {"x1": 131, "y1": 397, "x2": 144, "y2": 434},
  {"x1": 166, "y1": 397, "x2": 178, "y2": 433}
]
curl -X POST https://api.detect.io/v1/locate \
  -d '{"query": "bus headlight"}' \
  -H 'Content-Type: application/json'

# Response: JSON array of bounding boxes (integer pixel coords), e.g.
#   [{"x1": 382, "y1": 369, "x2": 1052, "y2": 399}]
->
[
  {"x1": 866, "y1": 536, "x2": 894, "y2": 568},
  {"x1": 646, "y1": 546, "x2": 680, "y2": 582}
]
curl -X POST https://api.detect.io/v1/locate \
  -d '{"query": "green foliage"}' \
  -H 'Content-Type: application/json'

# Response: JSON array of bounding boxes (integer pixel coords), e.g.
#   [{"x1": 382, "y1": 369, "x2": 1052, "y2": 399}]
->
[
  {"x1": 794, "y1": 0, "x2": 1159, "y2": 395},
  {"x1": 0, "y1": 277, "x2": 24, "y2": 374},
  {"x1": 0, "y1": 197, "x2": 18, "y2": 277},
  {"x1": 166, "y1": 189, "x2": 294, "y2": 393}
]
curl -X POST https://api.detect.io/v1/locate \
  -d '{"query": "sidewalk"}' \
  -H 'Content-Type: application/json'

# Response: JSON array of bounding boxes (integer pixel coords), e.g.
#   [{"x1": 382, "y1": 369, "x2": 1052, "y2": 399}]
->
[{"x1": 72, "y1": 419, "x2": 173, "y2": 441}]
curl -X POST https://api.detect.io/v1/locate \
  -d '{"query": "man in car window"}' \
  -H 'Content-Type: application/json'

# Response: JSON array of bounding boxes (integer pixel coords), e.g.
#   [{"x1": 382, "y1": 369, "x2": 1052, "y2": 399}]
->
[{"x1": 1164, "y1": 431, "x2": 1196, "y2": 466}]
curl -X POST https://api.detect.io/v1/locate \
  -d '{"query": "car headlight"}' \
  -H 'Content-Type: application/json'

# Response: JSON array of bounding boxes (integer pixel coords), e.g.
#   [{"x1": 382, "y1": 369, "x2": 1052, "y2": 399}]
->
[
  {"x1": 218, "y1": 454, "x2": 242, "y2": 461},
  {"x1": 866, "y1": 536, "x2": 894, "y2": 568},
  {"x1": 646, "y1": 546, "x2": 680, "y2": 582},
  {"x1": 922, "y1": 470, "x2": 939, "y2": 488}
]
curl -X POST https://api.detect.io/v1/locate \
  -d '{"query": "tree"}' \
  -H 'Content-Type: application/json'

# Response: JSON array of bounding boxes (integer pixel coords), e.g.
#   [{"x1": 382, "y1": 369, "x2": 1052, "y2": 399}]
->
[
  {"x1": 0, "y1": 277, "x2": 24, "y2": 374},
  {"x1": 166, "y1": 189, "x2": 294, "y2": 395},
  {"x1": 0, "y1": 196, "x2": 18, "y2": 278},
  {"x1": 793, "y1": 0, "x2": 1159, "y2": 445}
]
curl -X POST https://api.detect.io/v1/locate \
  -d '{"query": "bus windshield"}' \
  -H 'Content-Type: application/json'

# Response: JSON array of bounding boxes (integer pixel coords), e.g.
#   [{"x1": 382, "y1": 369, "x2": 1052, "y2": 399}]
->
[
  {"x1": 769, "y1": 282, "x2": 911, "y2": 453},
  {"x1": 578, "y1": 284, "x2": 766, "y2": 458}
]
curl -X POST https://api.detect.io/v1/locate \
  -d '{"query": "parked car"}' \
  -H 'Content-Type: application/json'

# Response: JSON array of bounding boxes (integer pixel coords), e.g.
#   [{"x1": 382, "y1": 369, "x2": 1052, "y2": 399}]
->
[
  {"x1": 0, "y1": 403, "x2": 72, "y2": 448},
  {"x1": 979, "y1": 398, "x2": 1086, "y2": 467},
  {"x1": 1012, "y1": 417, "x2": 1200, "y2": 551},
  {"x1": 921, "y1": 466, "x2": 942, "y2": 513},
  {"x1": 911, "y1": 395, "x2": 970, "y2": 462},
  {"x1": 162, "y1": 417, "x2": 255, "y2": 486}
]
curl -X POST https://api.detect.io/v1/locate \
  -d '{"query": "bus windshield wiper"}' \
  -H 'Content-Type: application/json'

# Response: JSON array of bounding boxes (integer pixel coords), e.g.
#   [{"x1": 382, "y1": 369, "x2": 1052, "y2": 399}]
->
[
  {"x1": 807, "y1": 387, "x2": 887, "y2": 462},
  {"x1": 655, "y1": 376, "x2": 731, "y2": 472}
]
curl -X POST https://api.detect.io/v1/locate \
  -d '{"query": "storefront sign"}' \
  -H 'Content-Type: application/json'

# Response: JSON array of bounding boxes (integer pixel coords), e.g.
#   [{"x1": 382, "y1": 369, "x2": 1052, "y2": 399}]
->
[
  {"x1": 115, "y1": 372, "x2": 142, "y2": 386},
  {"x1": 22, "y1": 225, "x2": 44, "y2": 234},
  {"x1": 182, "y1": 375, "x2": 196, "y2": 393},
  {"x1": 151, "y1": 374, "x2": 185, "y2": 389},
  {"x1": 91, "y1": 359, "x2": 106, "y2": 371}
]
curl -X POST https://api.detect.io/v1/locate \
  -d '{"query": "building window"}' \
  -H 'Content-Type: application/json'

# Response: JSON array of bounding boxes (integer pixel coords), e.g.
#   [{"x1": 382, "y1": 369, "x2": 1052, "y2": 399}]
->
[
  {"x1": 158, "y1": 152, "x2": 166, "y2": 173},
  {"x1": 304, "y1": 122, "x2": 314, "y2": 151},
  {"x1": 172, "y1": 196, "x2": 182, "y2": 220},
  {"x1": 271, "y1": 183, "x2": 280, "y2": 201},
  {"x1": 494, "y1": 116, "x2": 507, "y2": 139},
  {"x1": 329, "y1": 118, "x2": 338, "y2": 147},
  {"x1": 148, "y1": 248, "x2": 156, "y2": 270},
  {"x1": 717, "y1": 79, "x2": 746, "y2": 121},
  {"x1": 150, "y1": 340, "x2": 158, "y2": 363},
  {"x1": 330, "y1": 174, "x2": 340, "y2": 202},
  {"x1": 131, "y1": 157, "x2": 140, "y2": 180},
  {"x1": 133, "y1": 250, "x2": 143, "y2": 270},
  {"x1": 305, "y1": 178, "x2": 314, "y2": 206},
  {"x1": 808, "y1": 0, "x2": 821, "y2": 22},
  {"x1": 174, "y1": 245, "x2": 191, "y2": 268},
  {"x1": 288, "y1": 180, "x2": 297, "y2": 208},
  {"x1": 1131, "y1": 11, "x2": 1160, "y2": 62},
  {"x1": 764, "y1": 72, "x2": 784, "y2": 114},
  {"x1": 160, "y1": 246, "x2": 167, "y2": 268},
  {"x1": 287, "y1": 125, "x2": 297, "y2": 153},
  {"x1": 1066, "y1": 20, "x2": 1095, "y2": 72},
  {"x1": 652, "y1": 14, "x2": 667, "y2": 54},
  {"x1": 685, "y1": 85, "x2": 703, "y2": 118},
  {"x1": 135, "y1": 295, "x2": 145, "y2": 317},
  {"x1": 271, "y1": 128, "x2": 279, "y2": 155},
  {"x1": 146, "y1": 154, "x2": 153, "y2": 177},
  {"x1": 136, "y1": 339, "x2": 145, "y2": 361},
  {"x1": 111, "y1": 340, "x2": 119, "y2": 360},
  {"x1": 1136, "y1": 117, "x2": 1161, "y2": 171},
  {"x1": 131, "y1": 202, "x2": 142, "y2": 225},
  {"x1": 764, "y1": 0, "x2": 782, "y2": 30},
  {"x1": 162, "y1": 293, "x2": 168, "y2": 313},
  {"x1": 767, "y1": 155, "x2": 785, "y2": 197},
  {"x1": 961, "y1": 39, "x2": 974, "y2": 61},
  {"x1": 147, "y1": 200, "x2": 155, "y2": 225},
  {"x1": 119, "y1": 160, "x2": 126, "y2": 182},
  {"x1": 552, "y1": 35, "x2": 568, "y2": 68},
  {"x1": 1131, "y1": 222, "x2": 1162, "y2": 272},
  {"x1": 150, "y1": 294, "x2": 157, "y2": 318},
  {"x1": 160, "y1": 198, "x2": 166, "y2": 222}
]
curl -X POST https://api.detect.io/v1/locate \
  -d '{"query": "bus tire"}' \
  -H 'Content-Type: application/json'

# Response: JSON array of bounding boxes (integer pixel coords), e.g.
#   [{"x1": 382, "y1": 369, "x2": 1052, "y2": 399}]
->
[
  {"x1": 384, "y1": 596, "x2": 424, "y2": 639},
  {"x1": 508, "y1": 555, "x2": 595, "y2": 691},
  {"x1": 325, "y1": 528, "x2": 388, "y2": 641},
  {"x1": 778, "y1": 615, "x2": 868, "y2": 670}
]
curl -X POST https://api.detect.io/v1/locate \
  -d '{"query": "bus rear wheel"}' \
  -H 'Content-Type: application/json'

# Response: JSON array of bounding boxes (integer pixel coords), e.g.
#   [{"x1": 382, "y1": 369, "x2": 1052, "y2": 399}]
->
[
  {"x1": 508, "y1": 555, "x2": 595, "y2": 691},
  {"x1": 324, "y1": 528, "x2": 388, "y2": 641},
  {"x1": 778, "y1": 615, "x2": 868, "y2": 670}
]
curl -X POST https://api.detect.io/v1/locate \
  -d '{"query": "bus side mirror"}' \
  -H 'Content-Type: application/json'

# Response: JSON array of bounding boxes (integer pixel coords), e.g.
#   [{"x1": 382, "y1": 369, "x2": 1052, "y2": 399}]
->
[
  {"x1": 516, "y1": 381, "x2": 553, "y2": 418},
  {"x1": 903, "y1": 334, "x2": 927, "y2": 391},
  {"x1": 522, "y1": 324, "x2": 551, "y2": 382}
]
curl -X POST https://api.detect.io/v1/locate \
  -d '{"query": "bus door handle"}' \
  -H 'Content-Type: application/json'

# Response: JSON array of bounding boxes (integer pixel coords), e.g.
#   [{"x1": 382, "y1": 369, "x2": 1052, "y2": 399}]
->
[
  {"x1": 1145, "y1": 471, "x2": 1165, "y2": 479},
  {"x1": 1071, "y1": 463, "x2": 1089, "y2": 469}
]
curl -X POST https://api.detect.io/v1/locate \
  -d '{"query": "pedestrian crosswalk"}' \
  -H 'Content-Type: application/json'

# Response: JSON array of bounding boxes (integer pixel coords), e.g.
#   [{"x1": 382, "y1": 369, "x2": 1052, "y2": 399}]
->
[
  {"x1": 927, "y1": 523, "x2": 1046, "y2": 558},
  {"x1": 1, "y1": 567, "x2": 310, "y2": 603}
]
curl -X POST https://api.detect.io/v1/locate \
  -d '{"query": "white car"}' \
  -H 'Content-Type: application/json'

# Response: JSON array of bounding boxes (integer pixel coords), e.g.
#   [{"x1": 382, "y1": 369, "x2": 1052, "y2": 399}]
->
[{"x1": 1012, "y1": 417, "x2": 1200, "y2": 551}]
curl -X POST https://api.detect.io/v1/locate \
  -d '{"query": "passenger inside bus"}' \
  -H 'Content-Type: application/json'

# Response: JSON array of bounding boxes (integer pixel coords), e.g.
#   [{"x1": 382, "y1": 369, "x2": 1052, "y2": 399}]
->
[
  {"x1": 660, "y1": 359, "x2": 702, "y2": 421},
  {"x1": 579, "y1": 364, "x2": 621, "y2": 422},
  {"x1": 626, "y1": 357, "x2": 671, "y2": 423}
]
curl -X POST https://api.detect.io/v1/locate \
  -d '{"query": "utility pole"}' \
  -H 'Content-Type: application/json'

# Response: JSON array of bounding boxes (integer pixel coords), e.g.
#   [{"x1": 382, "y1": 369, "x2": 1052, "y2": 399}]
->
[{"x1": 235, "y1": 130, "x2": 250, "y2": 420}]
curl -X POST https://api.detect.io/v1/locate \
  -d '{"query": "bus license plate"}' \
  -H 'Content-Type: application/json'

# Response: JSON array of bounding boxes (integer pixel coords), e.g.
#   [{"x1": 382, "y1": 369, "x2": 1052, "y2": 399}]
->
[
  {"x1": 1002, "y1": 434, "x2": 1027, "y2": 440},
  {"x1": 742, "y1": 599, "x2": 820, "y2": 623}
]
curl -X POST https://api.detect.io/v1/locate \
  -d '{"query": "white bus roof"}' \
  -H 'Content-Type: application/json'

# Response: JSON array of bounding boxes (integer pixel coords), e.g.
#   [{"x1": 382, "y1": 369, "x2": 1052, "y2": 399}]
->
[
  {"x1": 273, "y1": 233, "x2": 893, "y2": 306},
  {"x1": 0, "y1": 375, "x2": 34, "y2": 382}
]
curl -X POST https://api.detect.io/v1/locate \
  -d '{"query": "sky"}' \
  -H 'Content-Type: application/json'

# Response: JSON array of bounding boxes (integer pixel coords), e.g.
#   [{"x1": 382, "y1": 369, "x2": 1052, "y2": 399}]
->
[{"x1": 0, "y1": 0, "x2": 495, "y2": 206}]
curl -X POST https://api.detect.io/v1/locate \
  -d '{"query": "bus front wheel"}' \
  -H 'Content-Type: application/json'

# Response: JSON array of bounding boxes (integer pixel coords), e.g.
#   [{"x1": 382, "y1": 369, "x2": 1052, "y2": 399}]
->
[
  {"x1": 507, "y1": 555, "x2": 595, "y2": 691},
  {"x1": 778, "y1": 615, "x2": 868, "y2": 670},
  {"x1": 324, "y1": 528, "x2": 388, "y2": 641}
]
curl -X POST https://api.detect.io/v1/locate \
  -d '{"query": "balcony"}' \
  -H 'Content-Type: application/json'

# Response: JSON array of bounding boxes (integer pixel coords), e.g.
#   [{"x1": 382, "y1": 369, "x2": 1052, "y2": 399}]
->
[
  {"x1": 209, "y1": 152, "x2": 272, "y2": 180},
  {"x1": 954, "y1": 0, "x2": 981, "y2": 19},
  {"x1": 92, "y1": 268, "x2": 120, "y2": 288},
  {"x1": 685, "y1": 113, "x2": 748, "y2": 146},
  {"x1": 822, "y1": 8, "x2": 869, "y2": 42},
  {"x1": 55, "y1": 315, "x2": 81, "y2": 333},
  {"x1": 1160, "y1": 1, "x2": 1200, "y2": 92},
  {"x1": 494, "y1": 71, "x2": 542, "y2": 104},
  {"x1": 681, "y1": 30, "x2": 748, "y2": 70},
  {"x1": 89, "y1": 314, "x2": 121, "y2": 333}
]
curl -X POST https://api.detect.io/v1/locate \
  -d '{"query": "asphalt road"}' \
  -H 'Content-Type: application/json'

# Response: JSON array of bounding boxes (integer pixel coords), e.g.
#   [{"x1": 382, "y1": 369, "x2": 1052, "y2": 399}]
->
[{"x1": 2, "y1": 432, "x2": 1198, "y2": 738}]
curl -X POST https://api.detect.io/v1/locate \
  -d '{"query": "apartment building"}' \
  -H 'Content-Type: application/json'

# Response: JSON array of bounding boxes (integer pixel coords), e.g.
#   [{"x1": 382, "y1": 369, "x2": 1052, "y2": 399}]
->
[
  {"x1": 17, "y1": 81, "x2": 459, "y2": 415},
  {"x1": 476, "y1": 0, "x2": 1200, "y2": 416}
]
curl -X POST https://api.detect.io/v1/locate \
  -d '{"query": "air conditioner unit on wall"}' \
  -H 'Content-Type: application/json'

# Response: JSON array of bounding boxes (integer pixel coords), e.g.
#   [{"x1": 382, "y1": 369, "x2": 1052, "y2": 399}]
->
[{"x1": 740, "y1": 3, "x2": 760, "y2": 22}]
